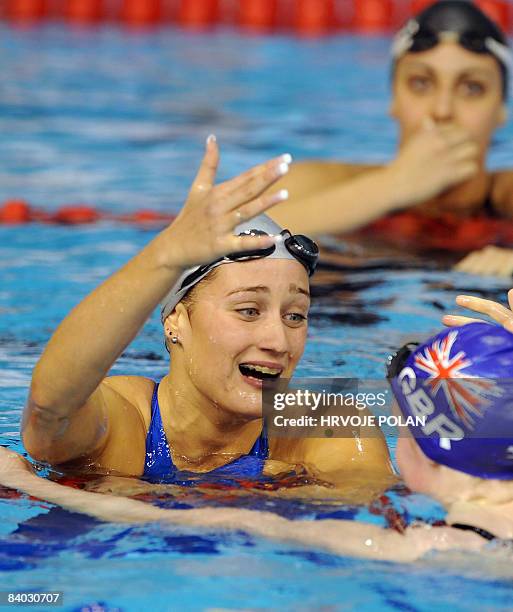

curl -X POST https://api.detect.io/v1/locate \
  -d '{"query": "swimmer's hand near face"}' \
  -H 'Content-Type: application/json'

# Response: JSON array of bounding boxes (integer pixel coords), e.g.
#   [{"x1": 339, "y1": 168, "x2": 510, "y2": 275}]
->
[
  {"x1": 159, "y1": 136, "x2": 290, "y2": 270},
  {"x1": 388, "y1": 120, "x2": 479, "y2": 208},
  {"x1": 443, "y1": 288, "x2": 513, "y2": 332},
  {"x1": 22, "y1": 136, "x2": 292, "y2": 468}
]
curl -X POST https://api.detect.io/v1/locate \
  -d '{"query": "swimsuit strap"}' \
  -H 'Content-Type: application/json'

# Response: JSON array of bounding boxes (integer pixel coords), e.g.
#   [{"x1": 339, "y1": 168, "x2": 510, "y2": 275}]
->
[
  {"x1": 143, "y1": 382, "x2": 174, "y2": 478},
  {"x1": 482, "y1": 194, "x2": 498, "y2": 218},
  {"x1": 143, "y1": 381, "x2": 269, "y2": 481},
  {"x1": 248, "y1": 419, "x2": 269, "y2": 459},
  {"x1": 450, "y1": 522, "x2": 498, "y2": 542},
  {"x1": 481, "y1": 176, "x2": 498, "y2": 218}
]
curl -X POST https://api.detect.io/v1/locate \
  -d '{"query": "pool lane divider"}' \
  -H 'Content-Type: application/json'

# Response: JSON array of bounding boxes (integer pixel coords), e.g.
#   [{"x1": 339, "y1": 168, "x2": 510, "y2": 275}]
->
[
  {"x1": 2, "y1": 0, "x2": 511, "y2": 33},
  {"x1": 0, "y1": 200, "x2": 176, "y2": 226},
  {"x1": 65, "y1": 0, "x2": 104, "y2": 22},
  {"x1": 4, "y1": 199, "x2": 513, "y2": 254}
]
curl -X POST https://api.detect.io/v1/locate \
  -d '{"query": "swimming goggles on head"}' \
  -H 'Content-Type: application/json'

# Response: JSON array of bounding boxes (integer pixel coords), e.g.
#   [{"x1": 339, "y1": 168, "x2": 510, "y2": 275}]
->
[
  {"x1": 392, "y1": 20, "x2": 512, "y2": 71},
  {"x1": 178, "y1": 228, "x2": 319, "y2": 292},
  {"x1": 385, "y1": 342, "x2": 420, "y2": 380}
]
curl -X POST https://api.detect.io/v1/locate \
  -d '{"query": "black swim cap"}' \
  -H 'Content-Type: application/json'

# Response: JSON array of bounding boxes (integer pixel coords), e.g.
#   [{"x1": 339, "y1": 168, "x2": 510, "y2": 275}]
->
[{"x1": 392, "y1": 1, "x2": 510, "y2": 98}]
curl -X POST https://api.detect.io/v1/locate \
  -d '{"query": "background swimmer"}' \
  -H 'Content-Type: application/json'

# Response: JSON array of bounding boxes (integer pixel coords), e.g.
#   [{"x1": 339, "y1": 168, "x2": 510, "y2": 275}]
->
[
  {"x1": 21, "y1": 137, "x2": 392, "y2": 488},
  {"x1": 5, "y1": 322, "x2": 513, "y2": 562},
  {"x1": 269, "y1": 1, "x2": 513, "y2": 276}
]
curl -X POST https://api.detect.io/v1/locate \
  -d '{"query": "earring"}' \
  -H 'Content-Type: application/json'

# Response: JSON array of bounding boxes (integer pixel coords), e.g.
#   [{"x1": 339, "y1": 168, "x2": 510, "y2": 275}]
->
[{"x1": 171, "y1": 336, "x2": 178, "y2": 344}]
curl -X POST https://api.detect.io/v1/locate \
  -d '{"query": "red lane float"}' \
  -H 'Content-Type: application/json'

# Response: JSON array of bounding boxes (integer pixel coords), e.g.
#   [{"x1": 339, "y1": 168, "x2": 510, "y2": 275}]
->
[
  {"x1": 53, "y1": 205, "x2": 100, "y2": 224},
  {"x1": 4, "y1": 199, "x2": 513, "y2": 254},
  {"x1": 0, "y1": 200, "x2": 31, "y2": 224},
  {"x1": 112, "y1": 209, "x2": 176, "y2": 224},
  {"x1": 5, "y1": 0, "x2": 47, "y2": 20},
  {"x1": 64, "y1": 0, "x2": 104, "y2": 23},
  {"x1": 476, "y1": 0, "x2": 510, "y2": 32},
  {"x1": 360, "y1": 211, "x2": 513, "y2": 252},
  {"x1": 179, "y1": 0, "x2": 219, "y2": 28},
  {"x1": 239, "y1": 0, "x2": 278, "y2": 31},
  {"x1": 1, "y1": 0, "x2": 512, "y2": 33},
  {"x1": 0, "y1": 200, "x2": 176, "y2": 227},
  {"x1": 120, "y1": 0, "x2": 162, "y2": 25},
  {"x1": 409, "y1": 0, "x2": 435, "y2": 15},
  {"x1": 353, "y1": 0, "x2": 394, "y2": 32},
  {"x1": 294, "y1": 0, "x2": 336, "y2": 36}
]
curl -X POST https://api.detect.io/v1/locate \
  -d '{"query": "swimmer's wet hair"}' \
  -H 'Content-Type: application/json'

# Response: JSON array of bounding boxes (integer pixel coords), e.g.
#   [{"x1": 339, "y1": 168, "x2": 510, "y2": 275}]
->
[{"x1": 163, "y1": 268, "x2": 221, "y2": 353}]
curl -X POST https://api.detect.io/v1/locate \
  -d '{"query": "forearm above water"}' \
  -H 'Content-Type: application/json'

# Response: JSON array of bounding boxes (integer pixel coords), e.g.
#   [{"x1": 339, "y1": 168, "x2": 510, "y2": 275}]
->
[
  {"x1": 1, "y1": 464, "x2": 420, "y2": 561},
  {"x1": 27, "y1": 229, "x2": 181, "y2": 422},
  {"x1": 269, "y1": 163, "x2": 413, "y2": 236}
]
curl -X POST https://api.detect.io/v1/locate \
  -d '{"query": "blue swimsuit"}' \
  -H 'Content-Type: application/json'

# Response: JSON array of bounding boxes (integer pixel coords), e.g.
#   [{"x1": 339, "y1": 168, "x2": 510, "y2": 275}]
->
[{"x1": 143, "y1": 383, "x2": 269, "y2": 484}]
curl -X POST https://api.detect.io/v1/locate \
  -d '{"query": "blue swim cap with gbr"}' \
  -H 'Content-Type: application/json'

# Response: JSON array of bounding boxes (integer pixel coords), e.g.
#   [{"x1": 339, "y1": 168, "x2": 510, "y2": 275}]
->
[
  {"x1": 388, "y1": 322, "x2": 513, "y2": 480},
  {"x1": 160, "y1": 214, "x2": 318, "y2": 322}
]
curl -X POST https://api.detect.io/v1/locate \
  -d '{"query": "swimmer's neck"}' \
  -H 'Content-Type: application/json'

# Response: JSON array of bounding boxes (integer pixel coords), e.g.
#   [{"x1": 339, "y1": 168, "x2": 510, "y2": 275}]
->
[
  {"x1": 445, "y1": 499, "x2": 513, "y2": 540},
  {"x1": 157, "y1": 373, "x2": 262, "y2": 471}
]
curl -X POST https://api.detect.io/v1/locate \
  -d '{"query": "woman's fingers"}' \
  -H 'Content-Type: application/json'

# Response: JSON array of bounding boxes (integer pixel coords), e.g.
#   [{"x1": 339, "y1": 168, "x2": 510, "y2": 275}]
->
[
  {"x1": 445, "y1": 292, "x2": 513, "y2": 335},
  {"x1": 442, "y1": 314, "x2": 488, "y2": 327},
  {"x1": 455, "y1": 295, "x2": 513, "y2": 325},
  {"x1": 220, "y1": 154, "x2": 292, "y2": 211},
  {"x1": 231, "y1": 189, "x2": 289, "y2": 226},
  {"x1": 189, "y1": 135, "x2": 219, "y2": 197},
  {"x1": 440, "y1": 126, "x2": 475, "y2": 150},
  {"x1": 223, "y1": 232, "x2": 277, "y2": 255},
  {"x1": 165, "y1": 142, "x2": 295, "y2": 268}
]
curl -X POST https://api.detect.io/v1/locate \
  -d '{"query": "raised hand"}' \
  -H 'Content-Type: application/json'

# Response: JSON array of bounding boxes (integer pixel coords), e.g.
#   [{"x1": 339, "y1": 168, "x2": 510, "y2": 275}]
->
[
  {"x1": 390, "y1": 120, "x2": 479, "y2": 206},
  {"x1": 162, "y1": 135, "x2": 290, "y2": 270},
  {"x1": 443, "y1": 289, "x2": 513, "y2": 331}
]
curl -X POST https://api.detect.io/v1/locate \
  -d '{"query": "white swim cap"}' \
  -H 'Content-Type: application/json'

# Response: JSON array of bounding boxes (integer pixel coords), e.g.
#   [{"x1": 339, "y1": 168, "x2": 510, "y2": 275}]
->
[{"x1": 160, "y1": 214, "x2": 318, "y2": 323}]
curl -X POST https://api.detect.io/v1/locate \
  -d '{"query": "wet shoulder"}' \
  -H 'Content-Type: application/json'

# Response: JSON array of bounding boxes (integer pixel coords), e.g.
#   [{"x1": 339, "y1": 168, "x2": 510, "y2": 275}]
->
[
  {"x1": 102, "y1": 375, "x2": 156, "y2": 431},
  {"x1": 269, "y1": 435, "x2": 393, "y2": 476}
]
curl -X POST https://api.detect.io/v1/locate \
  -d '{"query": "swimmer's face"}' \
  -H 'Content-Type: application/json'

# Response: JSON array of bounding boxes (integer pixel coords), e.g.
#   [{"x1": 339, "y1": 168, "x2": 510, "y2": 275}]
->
[
  {"x1": 395, "y1": 435, "x2": 435, "y2": 494},
  {"x1": 396, "y1": 435, "x2": 483, "y2": 505},
  {"x1": 391, "y1": 42, "x2": 506, "y2": 157},
  {"x1": 172, "y1": 259, "x2": 310, "y2": 419}
]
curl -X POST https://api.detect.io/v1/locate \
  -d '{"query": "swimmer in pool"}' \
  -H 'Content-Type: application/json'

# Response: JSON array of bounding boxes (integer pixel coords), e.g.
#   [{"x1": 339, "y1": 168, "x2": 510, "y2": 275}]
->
[
  {"x1": 21, "y1": 136, "x2": 392, "y2": 487},
  {"x1": 269, "y1": 1, "x2": 513, "y2": 276},
  {"x1": 4, "y1": 320, "x2": 513, "y2": 562}
]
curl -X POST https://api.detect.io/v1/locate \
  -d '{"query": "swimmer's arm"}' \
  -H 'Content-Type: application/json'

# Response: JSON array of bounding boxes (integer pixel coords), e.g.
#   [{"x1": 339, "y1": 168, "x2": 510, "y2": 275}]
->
[
  {"x1": 23, "y1": 141, "x2": 287, "y2": 465},
  {"x1": 0, "y1": 449, "x2": 481, "y2": 562},
  {"x1": 300, "y1": 423, "x2": 396, "y2": 485},
  {"x1": 0, "y1": 451, "x2": 471, "y2": 562},
  {"x1": 288, "y1": 520, "x2": 484, "y2": 561},
  {"x1": 269, "y1": 125, "x2": 479, "y2": 235},
  {"x1": 268, "y1": 161, "x2": 406, "y2": 235}
]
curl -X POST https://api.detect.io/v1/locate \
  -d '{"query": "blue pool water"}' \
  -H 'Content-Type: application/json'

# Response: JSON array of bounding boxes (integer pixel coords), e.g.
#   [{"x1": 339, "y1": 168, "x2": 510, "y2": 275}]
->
[{"x1": 1, "y1": 24, "x2": 513, "y2": 611}]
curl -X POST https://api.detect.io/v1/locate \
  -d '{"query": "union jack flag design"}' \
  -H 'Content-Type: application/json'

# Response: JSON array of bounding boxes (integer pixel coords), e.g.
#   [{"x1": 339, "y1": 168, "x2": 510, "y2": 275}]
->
[{"x1": 414, "y1": 330, "x2": 503, "y2": 429}]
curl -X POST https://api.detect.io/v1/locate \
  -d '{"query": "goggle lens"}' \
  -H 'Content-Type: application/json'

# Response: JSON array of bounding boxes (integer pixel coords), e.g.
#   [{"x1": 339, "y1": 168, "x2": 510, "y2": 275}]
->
[
  {"x1": 408, "y1": 28, "x2": 491, "y2": 55},
  {"x1": 179, "y1": 229, "x2": 318, "y2": 291}
]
